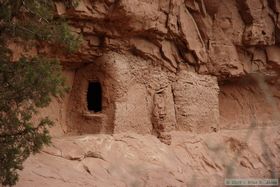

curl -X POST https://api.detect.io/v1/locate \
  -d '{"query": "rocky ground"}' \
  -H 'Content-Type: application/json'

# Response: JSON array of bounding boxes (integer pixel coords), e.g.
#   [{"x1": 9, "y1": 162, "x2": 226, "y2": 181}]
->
[{"x1": 16, "y1": 126, "x2": 280, "y2": 187}]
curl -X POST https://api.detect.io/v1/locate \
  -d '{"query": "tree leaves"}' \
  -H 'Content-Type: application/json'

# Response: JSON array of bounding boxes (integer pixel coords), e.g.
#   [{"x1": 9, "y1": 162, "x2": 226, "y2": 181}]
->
[{"x1": 0, "y1": 0, "x2": 79, "y2": 186}]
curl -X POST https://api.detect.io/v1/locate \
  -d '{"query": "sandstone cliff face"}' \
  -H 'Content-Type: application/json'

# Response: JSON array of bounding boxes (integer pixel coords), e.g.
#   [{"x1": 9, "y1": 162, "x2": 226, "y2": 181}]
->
[{"x1": 16, "y1": 0, "x2": 280, "y2": 186}]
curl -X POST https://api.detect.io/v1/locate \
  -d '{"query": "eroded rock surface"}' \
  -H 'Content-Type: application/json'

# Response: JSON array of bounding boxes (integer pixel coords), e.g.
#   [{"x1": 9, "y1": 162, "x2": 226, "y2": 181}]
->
[
  {"x1": 17, "y1": 127, "x2": 280, "y2": 187},
  {"x1": 49, "y1": 0, "x2": 280, "y2": 76}
]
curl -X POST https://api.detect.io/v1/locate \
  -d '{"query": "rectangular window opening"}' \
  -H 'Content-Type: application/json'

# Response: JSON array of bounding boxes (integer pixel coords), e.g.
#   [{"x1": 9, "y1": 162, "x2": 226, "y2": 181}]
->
[{"x1": 87, "y1": 81, "x2": 102, "y2": 112}]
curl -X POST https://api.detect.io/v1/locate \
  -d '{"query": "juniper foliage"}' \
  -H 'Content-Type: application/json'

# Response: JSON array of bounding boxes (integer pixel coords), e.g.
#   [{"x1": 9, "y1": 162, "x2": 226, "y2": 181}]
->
[{"x1": 0, "y1": 0, "x2": 80, "y2": 186}]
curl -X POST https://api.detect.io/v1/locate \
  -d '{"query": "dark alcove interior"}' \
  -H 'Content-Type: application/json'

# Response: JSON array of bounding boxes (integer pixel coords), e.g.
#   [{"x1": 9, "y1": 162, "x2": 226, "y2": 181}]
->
[{"x1": 87, "y1": 81, "x2": 102, "y2": 112}]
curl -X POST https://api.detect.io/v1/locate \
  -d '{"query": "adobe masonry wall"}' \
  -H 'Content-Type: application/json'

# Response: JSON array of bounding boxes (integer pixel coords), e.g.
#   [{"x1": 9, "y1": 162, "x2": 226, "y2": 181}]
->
[
  {"x1": 66, "y1": 57, "x2": 116, "y2": 134},
  {"x1": 42, "y1": 59, "x2": 279, "y2": 137},
  {"x1": 64, "y1": 52, "x2": 220, "y2": 135},
  {"x1": 173, "y1": 70, "x2": 220, "y2": 132},
  {"x1": 33, "y1": 53, "x2": 220, "y2": 136}
]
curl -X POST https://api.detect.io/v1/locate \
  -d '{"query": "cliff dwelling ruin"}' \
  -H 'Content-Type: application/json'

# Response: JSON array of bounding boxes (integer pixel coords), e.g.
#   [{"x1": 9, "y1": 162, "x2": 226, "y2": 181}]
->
[{"x1": 50, "y1": 51, "x2": 280, "y2": 140}]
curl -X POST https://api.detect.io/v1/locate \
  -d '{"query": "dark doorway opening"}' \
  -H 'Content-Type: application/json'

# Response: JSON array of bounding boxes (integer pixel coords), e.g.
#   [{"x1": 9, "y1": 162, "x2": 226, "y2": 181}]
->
[{"x1": 87, "y1": 82, "x2": 102, "y2": 112}]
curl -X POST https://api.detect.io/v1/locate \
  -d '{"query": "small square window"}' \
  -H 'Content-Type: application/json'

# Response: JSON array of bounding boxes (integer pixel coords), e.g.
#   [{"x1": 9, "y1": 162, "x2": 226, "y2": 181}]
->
[{"x1": 87, "y1": 81, "x2": 102, "y2": 112}]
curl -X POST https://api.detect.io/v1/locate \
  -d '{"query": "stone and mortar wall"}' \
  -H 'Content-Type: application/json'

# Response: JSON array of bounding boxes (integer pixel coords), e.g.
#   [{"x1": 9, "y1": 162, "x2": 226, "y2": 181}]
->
[
  {"x1": 173, "y1": 70, "x2": 219, "y2": 132},
  {"x1": 64, "y1": 52, "x2": 219, "y2": 135}
]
